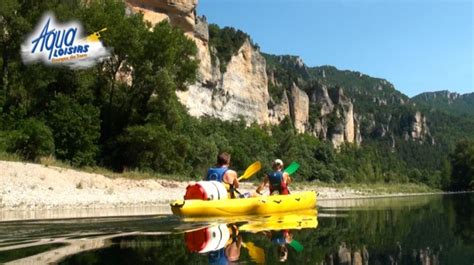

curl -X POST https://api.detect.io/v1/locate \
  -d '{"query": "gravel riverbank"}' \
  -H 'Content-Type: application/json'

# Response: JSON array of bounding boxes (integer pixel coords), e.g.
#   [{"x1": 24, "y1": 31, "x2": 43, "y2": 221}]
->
[{"x1": 0, "y1": 160, "x2": 442, "y2": 220}]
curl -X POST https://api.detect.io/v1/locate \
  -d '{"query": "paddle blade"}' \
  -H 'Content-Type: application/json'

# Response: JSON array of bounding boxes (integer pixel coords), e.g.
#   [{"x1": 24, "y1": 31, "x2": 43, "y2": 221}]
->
[
  {"x1": 243, "y1": 242, "x2": 265, "y2": 264},
  {"x1": 288, "y1": 239, "x2": 304, "y2": 252},
  {"x1": 238, "y1": 161, "x2": 261, "y2": 181},
  {"x1": 284, "y1": 161, "x2": 300, "y2": 175}
]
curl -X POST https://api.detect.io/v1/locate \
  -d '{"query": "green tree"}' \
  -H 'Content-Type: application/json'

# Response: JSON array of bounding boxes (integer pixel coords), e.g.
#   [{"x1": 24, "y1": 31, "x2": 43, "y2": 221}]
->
[
  {"x1": 7, "y1": 118, "x2": 54, "y2": 160},
  {"x1": 450, "y1": 140, "x2": 474, "y2": 191},
  {"x1": 117, "y1": 124, "x2": 190, "y2": 174},
  {"x1": 46, "y1": 95, "x2": 100, "y2": 166}
]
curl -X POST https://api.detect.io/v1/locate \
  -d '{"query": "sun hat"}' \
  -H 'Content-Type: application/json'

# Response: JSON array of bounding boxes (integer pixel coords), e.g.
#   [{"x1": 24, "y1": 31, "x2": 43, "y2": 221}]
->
[{"x1": 273, "y1": 159, "x2": 283, "y2": 166}]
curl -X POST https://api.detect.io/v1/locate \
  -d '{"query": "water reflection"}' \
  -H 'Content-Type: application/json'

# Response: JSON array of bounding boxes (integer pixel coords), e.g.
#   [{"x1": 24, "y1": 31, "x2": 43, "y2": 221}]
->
[
  {"x1": 184, "y1": 210, "x2": 317, "y2": 264},
  {"x1": 0, "y1": 194, "x2": 473, "y2": 264},
  {"x1": 317, "y1": 242, "x2": 444, "y2": 265},
  {"x1": 0, "y1": 210, "x2": 318, "y2": 264}
]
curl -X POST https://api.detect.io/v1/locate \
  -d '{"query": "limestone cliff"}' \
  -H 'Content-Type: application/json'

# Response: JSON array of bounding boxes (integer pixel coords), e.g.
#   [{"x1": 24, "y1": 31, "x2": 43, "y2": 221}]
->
[
  {"x1": 125, "y1": 0, "x2": 197, "y2": 35},
  {"x1": 288, "y1": 83, "x2": 309, "y2": 132},
  {"x1": 176, "y1": 39, "x2": 270, "y2": 124},
  {"x1": 308, "y1": 84, "x2": 359, "y2": 148},
  {"x1": 126, "y1": 0, "x2": 432, "y2": 148},
  {"x1": 403, "y1": 111, "x2": 432, "y2": 144},
  {"x1": 127, "y1": 0, "x2": 272, "y2": 124}
]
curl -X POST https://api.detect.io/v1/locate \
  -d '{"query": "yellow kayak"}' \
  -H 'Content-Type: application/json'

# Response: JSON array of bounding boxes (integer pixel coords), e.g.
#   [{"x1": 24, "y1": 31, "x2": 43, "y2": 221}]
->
[{"x1": 170, "y1": 191, "x2": 317, "y2": 217}]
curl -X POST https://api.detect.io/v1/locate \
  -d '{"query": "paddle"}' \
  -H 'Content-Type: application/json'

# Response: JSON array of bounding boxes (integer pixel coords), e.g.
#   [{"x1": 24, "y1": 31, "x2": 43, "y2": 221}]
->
[
  {"x1": 284, "y1": 161, "x2": 300, "y2": 175},
  {"x1": 234, "y1": 161, "x2": 262, "y2": 197},
  {"x1": 242, "y1": 241, "x2": 265, "y2": 264},
  {"x1": 288, "y1": 239, "x2": 304, "y2": 252},
  {"x1": 238, "y1": 161, "x2": 262, "y2": 181}
]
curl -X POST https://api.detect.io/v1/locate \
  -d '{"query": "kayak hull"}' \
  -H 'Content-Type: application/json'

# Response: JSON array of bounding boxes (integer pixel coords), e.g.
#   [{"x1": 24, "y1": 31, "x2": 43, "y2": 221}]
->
[{"x1": 170, "y1": 191, "x2": 317, "y2": 217}]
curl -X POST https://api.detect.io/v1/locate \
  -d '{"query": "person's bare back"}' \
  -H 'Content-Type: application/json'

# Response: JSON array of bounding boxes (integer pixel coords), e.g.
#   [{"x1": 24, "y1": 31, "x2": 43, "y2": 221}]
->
[{"x1": 223, "y1": 169, "x2": 238, "y2": 188}]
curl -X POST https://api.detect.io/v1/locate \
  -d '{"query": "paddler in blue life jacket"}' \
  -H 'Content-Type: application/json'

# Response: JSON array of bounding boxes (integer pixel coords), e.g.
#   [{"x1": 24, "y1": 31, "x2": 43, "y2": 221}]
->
[
  {"x1": 256, "y1": 159, "x2": 291, "y2": 195},
  {"x1": 206, "y1": 152, "x2": 240, "y2": 198}
]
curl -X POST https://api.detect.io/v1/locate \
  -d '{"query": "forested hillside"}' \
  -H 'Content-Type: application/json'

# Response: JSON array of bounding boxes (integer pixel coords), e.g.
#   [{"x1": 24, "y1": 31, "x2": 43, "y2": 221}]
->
[
  {"x1": 263, "y1": 54, "x2": 473, "y2": 190},
  {"x1": 0, "y1": 0, "x2": 472, "y2": 191},
  {"x1": 413, "y1": 91, "x2": 474, "y2": 118}
]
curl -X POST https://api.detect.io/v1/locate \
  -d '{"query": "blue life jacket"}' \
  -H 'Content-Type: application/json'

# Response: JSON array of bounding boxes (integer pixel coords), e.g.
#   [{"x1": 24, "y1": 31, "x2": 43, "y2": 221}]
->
[
  {"x1": 269, "y1": 171, "x2": 283, "y2": 191},
  {"x1": 271, "y1": 231, "x2": 286, "y2": 245},
  {"x1": 206, "y1": 167, "x2": 228, "y2": 182},
  {"x1": 208, "y1": 248, "x2": 228, "y2": 265}
]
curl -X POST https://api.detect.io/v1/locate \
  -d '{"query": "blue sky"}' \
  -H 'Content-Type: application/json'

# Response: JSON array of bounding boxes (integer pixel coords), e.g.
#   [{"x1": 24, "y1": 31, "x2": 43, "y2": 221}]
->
[{"x1": 198, "y1": 0, "x2": 473, "y2": 97}]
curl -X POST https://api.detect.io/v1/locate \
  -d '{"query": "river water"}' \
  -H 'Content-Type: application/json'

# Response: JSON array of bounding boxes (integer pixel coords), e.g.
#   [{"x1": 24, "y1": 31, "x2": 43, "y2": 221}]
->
[{"x1": 0, "y1": 194, "x2": 472, "y2": 264}]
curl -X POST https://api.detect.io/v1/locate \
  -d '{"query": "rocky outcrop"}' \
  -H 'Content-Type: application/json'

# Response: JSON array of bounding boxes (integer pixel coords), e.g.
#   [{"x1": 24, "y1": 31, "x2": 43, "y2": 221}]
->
[
  {"x1": 411, "y1": 111, "x2": 428, "y2": 139},
  {"x1": 125, "y1": 0, "x2": 198, "y2": 35},
  {"x1": 194, "y1": 15, "x2": 209, "y2": 41},
  {"x1": 218, "y1": 40, "x2": 270, "y2": 123},
  {"x1": 289, "y1": 83, "x2": 309, "y2": 132},
  {"x1": 309, "y1": 84, "x2": 360, "y2": 148},
  {"x1": 125, "y1": 0, "x2": 217, "y2": 87},
  {"x1": 129, "y1": 1, "x2": 272, "y2": 125},
  {"x1": 403, "y1": 111, "x2": 432, "y2": 144},
  {"x1": 268, "y1": 91, "x2": 290, "y2": 124},
  {"x1": 177, "y1": 39, "x2": 270, "y2": 124}
]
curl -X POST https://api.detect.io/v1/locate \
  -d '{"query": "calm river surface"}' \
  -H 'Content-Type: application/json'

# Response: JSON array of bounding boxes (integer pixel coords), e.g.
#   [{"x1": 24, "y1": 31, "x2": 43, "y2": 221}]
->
[{"x1": 0, "y1": 194, "x2": 472, "y2": 264}]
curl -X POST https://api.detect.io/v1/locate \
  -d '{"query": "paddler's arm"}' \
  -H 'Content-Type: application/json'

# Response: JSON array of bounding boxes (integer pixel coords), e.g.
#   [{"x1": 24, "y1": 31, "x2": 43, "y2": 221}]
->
[
  {"x1": 225, "y1": 170, "x2": 239, "y2": 189},
  {"x1": 255, "y1": 175, "x2": 269, "y2": 195},
  {"x1": 283, "y1": 172, "x2": 291, "y2": 185}
]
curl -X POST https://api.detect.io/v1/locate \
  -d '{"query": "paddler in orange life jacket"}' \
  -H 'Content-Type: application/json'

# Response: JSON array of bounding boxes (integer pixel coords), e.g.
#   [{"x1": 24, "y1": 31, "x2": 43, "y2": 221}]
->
[
  {"x1": 256, "y1": 159, "x2": 291, "y2": 195},
  {"x1": 205, "y1": 152, "x2": 240, "y2": 198}
]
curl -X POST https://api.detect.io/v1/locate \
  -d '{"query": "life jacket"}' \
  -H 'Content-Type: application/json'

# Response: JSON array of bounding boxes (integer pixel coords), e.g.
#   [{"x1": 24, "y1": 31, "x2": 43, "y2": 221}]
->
[
  {"x1": 206, "y1": 167, "x2": 228, "y2": 182},
  {"x1": 268, "y1": 171, "x2": 289, "y2": 195},
  {"x1": 206, "y1": 167, "x2": 235, "y2": 198},
  {"x1": 271, "y1": 230, "x2": 291, "y2": 245},
  {"x1": 208, "y1": 248, "x2": 228, "y2": 265}
]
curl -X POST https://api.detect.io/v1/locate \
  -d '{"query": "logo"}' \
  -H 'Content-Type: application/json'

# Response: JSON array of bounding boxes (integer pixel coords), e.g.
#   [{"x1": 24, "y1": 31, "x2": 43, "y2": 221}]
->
[{"x1": 21, "y1": 12, "x2": 110, "y2": 69}]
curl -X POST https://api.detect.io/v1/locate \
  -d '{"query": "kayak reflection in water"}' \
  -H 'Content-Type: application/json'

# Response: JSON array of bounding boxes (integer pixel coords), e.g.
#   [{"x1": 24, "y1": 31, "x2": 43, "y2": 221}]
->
[
  {"x1": 263, "y1": 229, "x2": 294, "y2": 262},
  {"x1": 185, "y1": 224, "x2": 242, "y2": 265},
  {"x1": 184, "y1": 216, "x2": 310, "y2": 264},
  {"x1": 256, "y1": 159, "x2": 292, "y2": 195}
]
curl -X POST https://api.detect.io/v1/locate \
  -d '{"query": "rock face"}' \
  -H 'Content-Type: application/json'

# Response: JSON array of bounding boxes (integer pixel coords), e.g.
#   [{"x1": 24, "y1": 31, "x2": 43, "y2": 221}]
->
[
  {"x1": 268, "y1": 91, "x2": 290, "y2": 124},
  {"x1": 125, "y1": 0, "x2": 198, "y2": 35},
  {"x1": 125, "y1": 0, "x2": 217, "y2": 87},
  {"x1": 404, "y1": 111, "x2": 432, "y2": 144},
  {"x1": 289, "y1": 83, "x2": 309, "y2": 132},
  {"x1": 127, "y1": 0, "x2": 432, "y2": 148},
  {"x1": 177, "y1": 39, "x2": 270, "y2": 124},
  {"x1": 128, "y1": 0, "x2": 271, "y2": 125},
  {"x1": 127, "y1": 0, "x2": 362, "y2": 146},
  {"x1": 308, "y1": 84, "x2": 360, "y2": 148}
]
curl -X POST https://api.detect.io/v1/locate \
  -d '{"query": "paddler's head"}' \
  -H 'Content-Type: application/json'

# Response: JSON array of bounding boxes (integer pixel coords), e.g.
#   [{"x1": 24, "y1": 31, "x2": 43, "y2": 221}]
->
[
  {"x1": 217, "y1": 152, "x2": 231, "y2": 167},
  {"x1": 272, "y1": 159, "x2": 284, "y2": 171},
  {"x1": 277, "y1": 245, "x2": 288, "y2": 262}
]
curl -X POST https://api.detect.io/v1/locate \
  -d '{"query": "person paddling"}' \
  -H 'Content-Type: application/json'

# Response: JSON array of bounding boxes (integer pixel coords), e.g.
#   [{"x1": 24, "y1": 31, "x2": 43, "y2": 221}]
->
[
  {"x1": 256, "y1": 159, "x2": 291, "y2": 195},
  {"x1": 206, "y1": 152, "x2": 239, "y2": 198}
]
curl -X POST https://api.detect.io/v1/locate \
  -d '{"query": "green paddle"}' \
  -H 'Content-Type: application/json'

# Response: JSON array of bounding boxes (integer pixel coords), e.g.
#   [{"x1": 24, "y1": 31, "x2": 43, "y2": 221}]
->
[
  {"x1": 288, "y1": 239, "x2": 304, "y2": 252},
  {"x1": 284, "y1": 161, "x2": 300, "y2": 175}
]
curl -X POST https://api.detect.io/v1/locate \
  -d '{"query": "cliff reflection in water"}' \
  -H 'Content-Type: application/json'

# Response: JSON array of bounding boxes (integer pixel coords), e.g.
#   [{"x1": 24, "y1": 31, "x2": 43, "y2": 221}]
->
[
  {"x1": 318, "y1": 242, "x2": 442, "y2": 265},
  {"x1": 313, "y1": 194, "x2": 473, "y2": 265}
]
